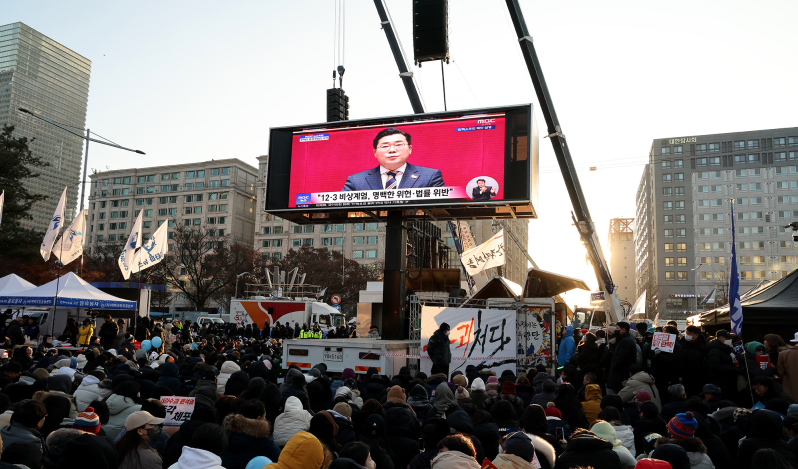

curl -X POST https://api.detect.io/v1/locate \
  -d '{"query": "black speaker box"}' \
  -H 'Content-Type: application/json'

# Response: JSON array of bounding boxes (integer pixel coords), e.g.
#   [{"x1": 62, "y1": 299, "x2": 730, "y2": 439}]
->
[{"x1": 413, "y1": 0, "x2": 449, "y2": 64}]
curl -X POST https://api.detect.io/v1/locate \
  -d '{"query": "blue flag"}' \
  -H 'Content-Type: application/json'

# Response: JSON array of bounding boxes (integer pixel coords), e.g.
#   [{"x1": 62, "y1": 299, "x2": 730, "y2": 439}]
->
[
  {"x1": 700, "y1": 287, "x2": 716, "y2": 305},
  {"x1": 729, "y1": 201, "x2": 743, "y2": 336}
]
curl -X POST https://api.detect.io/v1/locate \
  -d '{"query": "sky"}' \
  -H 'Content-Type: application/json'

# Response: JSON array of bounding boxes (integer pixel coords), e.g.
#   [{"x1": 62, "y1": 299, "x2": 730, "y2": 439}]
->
[{"x1": 7, "y1": 0, "x2": 798, "y2": 309}]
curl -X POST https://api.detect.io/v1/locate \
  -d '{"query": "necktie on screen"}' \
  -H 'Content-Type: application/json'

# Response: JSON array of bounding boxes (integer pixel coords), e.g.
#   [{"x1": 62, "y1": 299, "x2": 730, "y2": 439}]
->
[{"x1": 386, "y1": 171, "x2": 398, "y2": 189}]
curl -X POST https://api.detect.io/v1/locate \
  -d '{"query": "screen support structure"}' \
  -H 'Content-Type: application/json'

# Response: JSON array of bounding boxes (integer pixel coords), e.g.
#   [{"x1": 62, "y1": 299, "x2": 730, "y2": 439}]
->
[{"x1": 373, "y1": 0, "x2": 426, "y2": 339}]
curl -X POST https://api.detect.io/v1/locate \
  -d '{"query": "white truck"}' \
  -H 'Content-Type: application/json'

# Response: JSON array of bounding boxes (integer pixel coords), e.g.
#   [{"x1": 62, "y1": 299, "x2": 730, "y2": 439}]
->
[
  {"x1": 229, "y1": 298, "x2": 345, "y2": 335},
  {"x1": 282, "y1": 338, "x2": 409, "y2": 375}
]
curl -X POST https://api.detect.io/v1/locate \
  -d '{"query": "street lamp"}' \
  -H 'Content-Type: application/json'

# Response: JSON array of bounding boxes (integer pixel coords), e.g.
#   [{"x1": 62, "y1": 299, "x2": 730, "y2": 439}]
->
[
  {"x1": 235, "y1": 272, "x2": 252, "y2": 299},
  {"x1": 17, "y1": 108, "x2": 145, "y2": 212}
]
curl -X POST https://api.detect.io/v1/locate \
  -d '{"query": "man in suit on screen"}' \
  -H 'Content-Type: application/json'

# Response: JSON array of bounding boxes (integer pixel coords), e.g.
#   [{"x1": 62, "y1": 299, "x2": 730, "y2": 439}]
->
[
  {"x1": 471, "y1": 178, "x2": 496, "y2": 200},
  {"x1": 341, "y1": 128, "x2": 445, "y2": 191}
]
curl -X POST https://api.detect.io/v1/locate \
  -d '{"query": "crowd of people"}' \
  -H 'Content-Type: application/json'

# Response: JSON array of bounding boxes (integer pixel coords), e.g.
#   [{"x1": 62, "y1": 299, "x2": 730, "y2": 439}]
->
[{"x1": 0, "y1": 314, "x2": 794, "y2": 469}]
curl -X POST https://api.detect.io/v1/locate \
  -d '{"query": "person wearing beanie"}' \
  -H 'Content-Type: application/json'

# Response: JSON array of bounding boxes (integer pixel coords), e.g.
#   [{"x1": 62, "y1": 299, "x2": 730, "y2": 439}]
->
[
  {"x1": 469, "y1": 377, "x2": 488, "y2": 410},
  {"x1": 486, "y1": 376, "x2": 500, "y2": 397},
  {"x1": 634, "y1": 459, "x2": 674, "y2": 469},
  {"x1": 454, "y1": 386, "x2": 476, "y2": 416},
  {"x1": 543, "y1": 406, "x2": 571, "y2": 441},
  {"x1": 555, "y1": 428, "x2": 621, "y2": 469},
  {"x1": 73, "y1": 406, "x2": 102, "y2": 434},
  {"x1": 590, "y1": 420, "x2": 637, "y2": 468},
  {"x1": 650, "y1": 443, "x2": 691, "y2": 469},
  {"x1": 492, "y1": 431, "x2": 538, "y2": 468},
  {"x1": 667, "y1": 413, "x2": 698, "y2": 440}
]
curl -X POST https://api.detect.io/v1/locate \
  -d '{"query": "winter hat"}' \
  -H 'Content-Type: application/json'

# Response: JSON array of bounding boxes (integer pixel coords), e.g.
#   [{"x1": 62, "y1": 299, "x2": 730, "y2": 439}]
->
[
  {"x1": 650, "y1": 443, "x2": 690, "y2": 469},
  {"x1": 504, "y1": 431, "x2": 537, "y2": 462},
  {"x1": 702, "y1": 384, "x2": 721, "y2": 395},
  {"x1": 590, "y1": 421, "x2": 619, "y2": 446},
  {"x1": 455, "y1": 386, "x2": 470, "y2": 399},
  {"x1": 386, "y1": 385, "x2": 407, "y2": 403},
  {"x1": 715, "y1": 329, "x2": 730, "y2": 339},
  {"x1": 471, "y1": 378, "x2": 486, "y2": 392},
  {"x1": 333, "y1": 402, "x2": 353, "y2": 419},
  {"x1": 667, "y1": 412, "x2": 698, "y2": 439},
  {"x1": 501, "y1": 381, "x2": 517, "y2": 394},
  {"x1": 634, "y1": 390, "x2": 652, "y2": 402},
  {"x1": 544, "y1": 407, "x2": 561, "y2": 419},
  {"x1": 487, "y1": 376, "x2": 499, "y2": 384},
  {"x1": 342, "y1": 368, "x2": 356, "y2": 381},
  {"x1": 201, "y1": 369, "x2": 217, "y2": 381},
  {"x1": 32, "y1": 368, "x2": 50, "y2": 380},
  {"x1": 452, "y1": 374, "x2": 467, "y2": 388},
  {"x1": 73, "y1": 407, "x2": 101, "y2": 434},
  {"x1": 69, "y1": 357, "x2": 78, "y2": 369},
  {"x1": 245, "y1": 456, "x2": 272, "y2": 469}
]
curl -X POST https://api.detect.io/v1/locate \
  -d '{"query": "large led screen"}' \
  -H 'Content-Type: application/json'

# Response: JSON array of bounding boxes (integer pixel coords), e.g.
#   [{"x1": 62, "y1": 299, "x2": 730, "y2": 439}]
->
[{"x1": 289, "y1": 115, "x2": 507, "y2": 208}]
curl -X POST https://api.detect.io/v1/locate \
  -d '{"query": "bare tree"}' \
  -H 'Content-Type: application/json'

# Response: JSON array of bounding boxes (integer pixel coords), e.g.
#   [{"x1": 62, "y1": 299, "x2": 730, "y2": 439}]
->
[{"x1": 160, "y1": 222, "x2": 258, "y2": 310}]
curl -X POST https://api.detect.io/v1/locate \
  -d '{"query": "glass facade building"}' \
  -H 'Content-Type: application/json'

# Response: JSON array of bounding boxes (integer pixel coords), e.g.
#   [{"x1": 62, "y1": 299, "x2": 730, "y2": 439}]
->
[{"x1": 0, "y1": 22, "x2": 91, "y2": 231}]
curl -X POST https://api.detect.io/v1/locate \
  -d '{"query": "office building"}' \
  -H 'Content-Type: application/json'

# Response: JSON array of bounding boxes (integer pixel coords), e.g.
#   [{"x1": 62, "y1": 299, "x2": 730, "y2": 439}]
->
[
  {"x1": 635, "y1": 127, "x2": 798, "y2": 320},
  {"x1": 0, "y1": 22, "x2": 91, "y2": 231},
  {"x1": 608, "y1": 218, "x2": 636, "y2": 304},
  {"x1": 254, "y1": 155, "x2": 531, "y2": 287}
]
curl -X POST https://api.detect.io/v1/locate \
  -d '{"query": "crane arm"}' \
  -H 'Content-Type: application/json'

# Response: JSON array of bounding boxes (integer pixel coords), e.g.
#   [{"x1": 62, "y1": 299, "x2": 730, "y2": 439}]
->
[{"x1": 504, "y1": 0, "x2": 624, "y2": 323}]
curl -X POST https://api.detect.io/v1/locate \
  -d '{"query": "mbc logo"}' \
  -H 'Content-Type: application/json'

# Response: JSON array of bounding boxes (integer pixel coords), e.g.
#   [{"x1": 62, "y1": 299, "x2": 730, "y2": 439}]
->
[{"x1": 477, "y1": 119, "x2": 496, "y2": 124}]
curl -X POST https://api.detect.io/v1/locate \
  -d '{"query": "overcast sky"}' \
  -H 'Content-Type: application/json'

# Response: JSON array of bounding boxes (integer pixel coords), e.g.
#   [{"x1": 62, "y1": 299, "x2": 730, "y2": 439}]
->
[{"x1": 7, "y1": 0, "x2": 798, "y2": 309}]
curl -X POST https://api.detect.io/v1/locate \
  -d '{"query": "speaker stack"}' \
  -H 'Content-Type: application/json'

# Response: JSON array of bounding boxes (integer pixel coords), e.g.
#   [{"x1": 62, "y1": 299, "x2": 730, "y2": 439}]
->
[{"x1": 413, "y1": 0, "x2": 449, "y2": 65}]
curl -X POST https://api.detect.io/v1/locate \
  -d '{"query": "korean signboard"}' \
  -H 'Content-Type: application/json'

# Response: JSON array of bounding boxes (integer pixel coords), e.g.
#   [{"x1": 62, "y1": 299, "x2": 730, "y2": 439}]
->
[
  {"x1": 162, "y1": 396, "x2": 195, "y2": 427},
  {"x1": 651, "y1": 332, "x2": 677, "y2": 353}
]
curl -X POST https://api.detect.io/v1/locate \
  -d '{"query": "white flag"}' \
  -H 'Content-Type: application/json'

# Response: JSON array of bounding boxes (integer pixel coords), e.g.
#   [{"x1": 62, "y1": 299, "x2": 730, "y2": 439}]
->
[
  {"x1": 40, "y1": 186, "x2": 67, "y2": 261},
  {"x1": 53, "y1": 209, "x2": 87, "y2": 266},
  {"x1": 460, "y1": 229, "x2": 506, "y2": 276},
  {"x1": 0, "y1": 190, "x2": 4, "y2": 226},
  {"x1": 118, "y1": 209, "x2": 144, "y2": 280},
  {"x1": 131, "y1": 221, "x2": 168, "y2": 274}
]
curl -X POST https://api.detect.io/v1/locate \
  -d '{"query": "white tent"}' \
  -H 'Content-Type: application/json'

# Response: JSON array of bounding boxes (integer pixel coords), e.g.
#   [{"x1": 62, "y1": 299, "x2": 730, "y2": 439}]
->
[
  {"x1": 0, "y1": 274, "x2": 35, "y2": 296},
  {"x1": 0, "y1": 272, "x2": 135, "y2": 310}
]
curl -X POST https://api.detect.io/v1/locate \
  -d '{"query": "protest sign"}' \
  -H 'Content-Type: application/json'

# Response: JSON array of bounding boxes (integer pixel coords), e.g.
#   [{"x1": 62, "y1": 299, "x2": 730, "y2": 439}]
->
[
  {"x1": 652, "y1": 332, "x2": 676, "y2": 353},
  {"x1": 421, "y1": 306, "x2": 516, "y2": 376},
  {"x1": 162, "y1": 396, "x2": 195, "y2": 426},
  {"x1": 756, "y1": 356, "x2": 770, "y2": 370}
]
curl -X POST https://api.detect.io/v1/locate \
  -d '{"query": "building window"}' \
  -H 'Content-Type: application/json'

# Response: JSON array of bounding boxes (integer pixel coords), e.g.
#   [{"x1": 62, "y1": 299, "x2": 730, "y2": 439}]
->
[
  {"x1": 673, "y1": 147, "x2": 683, "y2": 156},
  {"x1": 664, "y1": 229, "x2": 674, "y2": 238},
  {"x1": 662, "y1": 160, "x2": 671, "y2": 169},
  {"x1": 775, "y1": 152, "x2": 787, "y2": 162},
  {"x1": 664, "y1": 201, "x2": 673, "y2": 211},
  {"x1": 677, "y1": 271, "x2": 688, "y2": 281},
  {"x1": 675, "y1": 187, "x2": 685, "y2": 196},
  {"x1": 696, "y1": 144, "x2": 707, "y2": 154},
  {"x1": 748, "y1": 154, "x2": 760, "y2": 164},
  {"x1": 674, "y1": 173, "x2": 684, "y2": 182},
  {"x1": 709, "y1": 143, "x2": 720, "y2": 152},
  {"x1": 664, "y1": 243, "x2": 674, "y2": 252},
  {"x1": 662, "y1": 188, "x2": 672, "y2": 196},
  {"x1": 735, "y1": 155, "x2": 746, "y2": 165},
  {"x1": 365, "y1": 250, "x2": 378, "y2": 259},
  {"x1": 662, "y1": 174, "x2": 672, "y2": 183},
  {"x1": 713, "y1": 242, "x2": 724, "y2": 251},
  {"x1": 665, "y1": 272, "x2": 675, "y2": 280},
  {"x1": 663, "y1": 215, "x2": 673, "y2": 224},
  {"x1": 748, "y1": 140, "x2": 759, "y2": 149},
  {"x1": 696, "y1": 157, "x2": 707, "y2": 166},
  {"x1": 677, "y1": 243, "x2": 687, "y2": 252},
  {"x1": 665, "y1": 257, "x2": 675, "y2": 267},
  {"x1": 676, "y1": 229, "x2": 686, "y2": 237},
  {"x1": 673, "y1": 159, "x2": 684, "y2": 168},
  {"x1": 734, "y1": 141, "x2": 745, "y2": 150},
  {"x1": 675, "y1": 201, "x2": 685, "y2": 209},
  {"x1": 675, "y1": 215, "x2": 685, "y2": 223}
]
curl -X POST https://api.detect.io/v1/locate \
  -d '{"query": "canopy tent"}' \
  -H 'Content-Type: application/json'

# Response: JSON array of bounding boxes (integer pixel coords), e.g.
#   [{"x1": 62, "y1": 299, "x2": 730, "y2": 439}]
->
[
  {"x1": 464, "y1": 276, "x2": 525, "y2": 304},
  {"x1": 523, "y1": 268, "x2": 590, "y2": 298},
  {"x1": 0, "y1": 272, "x2": 136, "y2": 310},
  {"x1": 0, "y1": 274, "x2": 35, "y2": 296},
  {"x1": 698, "y1": 269, "x2": 797, "y2": 341}
]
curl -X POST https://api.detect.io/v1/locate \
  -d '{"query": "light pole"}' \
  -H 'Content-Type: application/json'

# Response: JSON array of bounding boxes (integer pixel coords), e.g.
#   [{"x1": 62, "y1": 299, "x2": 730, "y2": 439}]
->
[
  {"x1": 16, "y1": 108, "x2": 145, "y2": 212},
  {"x1": 235, "y1": 272, "x2": 251, "y2": 299}
]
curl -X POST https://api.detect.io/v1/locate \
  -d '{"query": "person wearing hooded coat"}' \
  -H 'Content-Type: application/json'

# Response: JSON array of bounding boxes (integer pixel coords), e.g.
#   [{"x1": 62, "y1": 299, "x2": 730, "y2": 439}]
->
[
  {"x1": 221, "y1": 412, "x2": 281, "y2": 469},
  {"x1": 360, "y1": 373, "x2": 389, "y2": 403},
  {"x1": 607, "y1": 325, "x2": 638, "y2": 394},
  {"x1": 470, "y1": 410, "x2": 502, "y2": 462},
  {"x1": 155, "y1": 362, "x2": 182, "y2": 393},
  {"x1": 400, "y1": 384, "x2": 427, "y2": 421},
  {"x1": 280, "y1": 372, "x2": 310, "y2": 411},
  {"x1": 554, "y1": 383, "x2": 590, "y2": 431},
  {"x1": 238, "y1": 377, "x2": 266, "y2": 401},
  {"x1": 559, "y1": 326, "x2": 577, "y2": 367},
  {"x1": 581, "y1": 383, "x2": 603, "y2": 427},
  {"x1": 618, "y1": 367, "x2": 662, "y2": 411},
  {"x1": 223, "y1": 370, "x2": 250, "y2": 398},
  {"x1": 489, "y1": 400, "x2": 520, "y2": 435},
  {"x1": 309, "y1": 410, "x2": 341, "y2": 458},
  {"x1": 216, "y1": 360, "x2": 241, "y2": 395},
  {"x1": 590, "y1": 421, "x2": 637, "y2": 469},
  {"x1": 358, "y1": 414, "x2": 394, "y2": 469},
  {"x1": 554, "y1": 428, "x2": 622, "y2": 469},
  {"x1": 264, "y1": 431, "x2": 327, "y2": 469},
  {"x1": 518, "y1": 404, "x2": 559, "y2": 465},
  {"x1": 102, "y1": 382, "x2": 142, "y2": 440},
  {"x1": 163, "y1": 406, "x2": 218, "y2": 468},
  {"x1": 427, "y1": 382, "x2": 464, "y2": 420},
  {"x1": 46, "y1": 374, "x2": 78, "y2": 418},
  {"x1": 383, "y1": 386, "x2": 421, "y2": 469},
  {"x1": 705, "y1": 333, "x2": 737, "y2": 401},
  {"x1": 307, "y1": 373, "x2": 333, "y2": 414},
  {"x1": 273, "y1": 396, "x2": 313, "y2": 447},
  {"x1": 737, "y1": 409, "x2": 797, "y2": 469},
  {"x1": 74, "y1": 371, "x2": 111, "y2": 413}
]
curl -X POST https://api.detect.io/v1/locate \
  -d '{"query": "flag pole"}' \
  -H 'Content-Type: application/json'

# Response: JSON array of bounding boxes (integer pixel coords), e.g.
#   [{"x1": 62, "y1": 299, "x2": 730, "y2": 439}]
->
[{"x1": 50, "y1": 233, "x2": 66, "y2": 340}]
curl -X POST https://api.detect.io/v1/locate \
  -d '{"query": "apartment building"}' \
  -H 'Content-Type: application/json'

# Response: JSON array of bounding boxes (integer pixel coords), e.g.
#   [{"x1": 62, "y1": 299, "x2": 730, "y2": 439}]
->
[
  {"x1": 635, "y1": 127, "x2": 798, "y2": 319},
  {"x1": 608, "y1": 218, "x2": 636, "y2": 304}
]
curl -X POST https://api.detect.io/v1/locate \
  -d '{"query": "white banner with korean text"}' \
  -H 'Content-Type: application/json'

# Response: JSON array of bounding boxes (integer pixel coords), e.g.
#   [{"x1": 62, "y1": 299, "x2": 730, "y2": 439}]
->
[
  {"x1": 460, "y1": 230, "x2": 506, "y2": 276},
  {"x1": 420, "y1": 306, "x2": 517, "y2": 377}
]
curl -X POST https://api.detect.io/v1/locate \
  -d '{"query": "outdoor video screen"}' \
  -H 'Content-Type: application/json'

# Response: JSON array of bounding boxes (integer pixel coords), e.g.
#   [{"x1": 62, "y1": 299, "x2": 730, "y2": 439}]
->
[{"x1": 266, "y1": 105, "x2": 534, "y2": 213}]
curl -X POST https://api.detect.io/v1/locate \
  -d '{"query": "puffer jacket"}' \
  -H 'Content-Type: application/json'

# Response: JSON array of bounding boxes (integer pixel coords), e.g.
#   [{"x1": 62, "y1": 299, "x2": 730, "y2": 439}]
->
[
  {"x1": 77, "y1": 324, "x2": 94, "y2": 346},
  {"x1": 581, "y1": 384, "x2": 603, "y2": 426},
  {"x1": 217, "y1": 361, "x2": 241, "y2": 395},
  {"x1": 74, "y1": 374, "x2": 112, "y2": 413},
  {"x1": 103, "y1": 393, "x2": 142, "y2": 440},
  {"x1": 264, "y1": 431, "x2": 325, "y2": 469},
  {"x1": 273, "y1": 396, "x2": 313, "y2": 447},
  {"x1": 167, "y1": 446, "x2": 223, "y2": 469},
  {"x1": 618, "y1": 371, "x2": 662, "y2": 410},
  {"x1": 612, "y1": 424, "x2": 636, "y2": 455},
  {"x1": 686, "y1": 452, "x2": 714, "y2": 469},
  {"x1": 221, "y1": 413, "x2": 281, "y2": 469}
]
